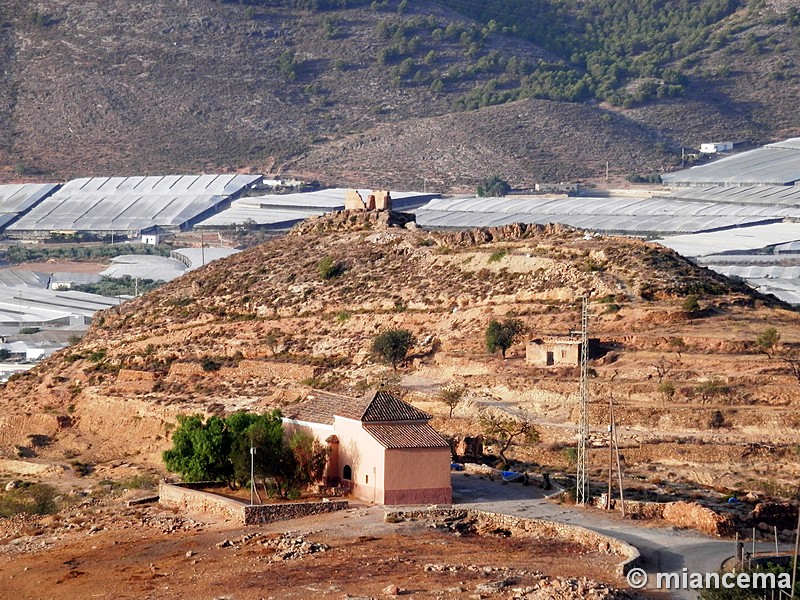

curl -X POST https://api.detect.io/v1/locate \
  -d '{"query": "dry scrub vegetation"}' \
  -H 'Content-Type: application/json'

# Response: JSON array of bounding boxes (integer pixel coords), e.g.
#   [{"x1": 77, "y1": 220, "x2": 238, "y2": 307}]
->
[
  {"x1": 1, "y1": 1, "x2": 799, "y2": 188},
  {"x1": 1, "y1": 213, "x2": 799, "y2": 502}
]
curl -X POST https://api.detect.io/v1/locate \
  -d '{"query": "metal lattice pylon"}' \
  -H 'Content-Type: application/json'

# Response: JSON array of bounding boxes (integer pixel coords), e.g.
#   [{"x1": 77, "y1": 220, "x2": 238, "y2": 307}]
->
[{"x1": 576, "y1": 297, "x2": 590, "y2": 505}]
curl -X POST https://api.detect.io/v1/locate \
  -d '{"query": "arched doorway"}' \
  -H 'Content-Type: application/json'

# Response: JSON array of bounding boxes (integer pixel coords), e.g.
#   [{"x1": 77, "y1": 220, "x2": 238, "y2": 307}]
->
[{"x1": 343, "y1": 465, "x2": 352, "y2": 481}]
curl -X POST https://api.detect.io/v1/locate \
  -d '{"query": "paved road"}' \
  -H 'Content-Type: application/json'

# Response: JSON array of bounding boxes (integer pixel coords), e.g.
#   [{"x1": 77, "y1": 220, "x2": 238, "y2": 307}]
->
[{"x1": 451, "y1": 473, "x2": 791, "y2": 600}]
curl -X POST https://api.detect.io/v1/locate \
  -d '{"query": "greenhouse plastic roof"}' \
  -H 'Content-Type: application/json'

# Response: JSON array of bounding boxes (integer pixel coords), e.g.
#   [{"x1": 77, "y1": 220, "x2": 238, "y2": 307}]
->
[
  {"x1": 412, "y1": 195, "x2": 792, "y2": 234},
  {"x1": 172, "y1": 247, "x2": 239, "y2": 270},
  {"x1": 656, "y1": 222, "x2": 800, "y2": 258},
  {"x1": 707, "y1": 265, "x2": 800, "y2": 279},
  {"x1": 667, "y1": 184, "x2": 800, "y2": 205},
  {"x1": 0, "y1": 183, "x2": 59, "y2": 231},
  {"x1": 100, "y1": 255, "x2": 188, "y2": 282},
  {"x1": 0, "y1": 288, "x2": 120, "y2": 325},
  {"x1": 7, "y1": 174, "x2": 259, "y2": 234},
  {"x1": 662, "y1": 138, "x2": 800, "y2": 185}
]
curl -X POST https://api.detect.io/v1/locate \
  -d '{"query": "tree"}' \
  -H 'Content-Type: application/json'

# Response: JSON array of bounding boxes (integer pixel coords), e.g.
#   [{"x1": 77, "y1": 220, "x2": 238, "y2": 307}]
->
[
  {"x1": 288, "y1": 431, "x2": 329, "y2": 487},
  {"x1": 228, "y1": 411, "x2": 285, "y2": 488},
  {"x1": 682, "y1": 295, "x2": 700, "y2": 314},
  {"x1": 650, "y1": 355, "x2": 676, "y2": 384},
  {"x1": 372, "y1": 329, "x2": 415, "y2": 369},
  {"x1": 708, "y1": 410, "x2": 726, "y2": 429},
  {"x1": 668, "y1": 336, "x2": 687, "y2": 358},
  {"x1": 696, "y1": 377, "x2": 729, "y2": 405},
  {"x1": 756, "y1": 327, "x2": 780, "y2": 358},
  {"x1": 476, "y1": 175, "x2": 511, "y2": 197},
  {"x1": 163, "y1": 409, "x2": 329, "y2": 499},
  {"x1": 480, "y1": 413, "x2": 539, "y2": 468},
  {"x1": 162, "y1": 414, "x2": 234, "y2": 483},
  {"x1": 657, "y1": 381, "x2": 676, "y2": 406},
  {"x1": 485, "y1": 318, "x2": 525, "y2": 359},
  {"x1": 438, "y1": 383, "x2": 465, "y2": 418}
]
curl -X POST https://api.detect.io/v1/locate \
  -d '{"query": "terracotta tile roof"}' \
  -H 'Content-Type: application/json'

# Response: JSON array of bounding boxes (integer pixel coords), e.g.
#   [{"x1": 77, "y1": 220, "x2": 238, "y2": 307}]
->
[
  {"x1": 364, "y1": 423, "x2": 450, "y2": 449},
  {"x1": 361, "y1": 391, "x2": 432, "y2": 422},
  {"x1": 285, "y1": 390, "x2": 432, "y2": 425},
  {"x1": 284, "y1": 390, "x2": 363, "y2": 426}
]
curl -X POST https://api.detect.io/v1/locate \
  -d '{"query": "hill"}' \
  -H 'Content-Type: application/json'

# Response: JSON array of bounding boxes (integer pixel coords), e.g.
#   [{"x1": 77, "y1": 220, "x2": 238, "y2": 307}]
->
[
  {"x1": 3, "y1": 212, "x2": 800, "y2": 499},
  {"x1": 0, "y1": 0, "x2": 798, "y2": 189}
]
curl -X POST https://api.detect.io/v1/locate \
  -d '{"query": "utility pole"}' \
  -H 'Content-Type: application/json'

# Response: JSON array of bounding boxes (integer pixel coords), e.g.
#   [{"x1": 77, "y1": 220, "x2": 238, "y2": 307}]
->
[
  {"x1": 250, "y1": 445, "x2": 256, "y2": 506},
  {"x1": 792, "y1": 508, "x2": 799, "y2": 600},
  {"x1": 605, "y1": 161, "x2": 609, "y2": 182},
  {"x1": 612, "y1": 398, "x2": 625, "y2": 517},
  {"x1": 576, "y1": 297, "x2": 590, "y2": 506},
  {"x1": 607, "y1": 410, "x2": 613, "y2": 510}
]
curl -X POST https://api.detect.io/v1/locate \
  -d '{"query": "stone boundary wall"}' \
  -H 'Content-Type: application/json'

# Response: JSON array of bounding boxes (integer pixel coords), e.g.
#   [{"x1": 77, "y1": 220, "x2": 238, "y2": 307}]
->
[
  {"x1": 159, "y1": 482, "x2": 244, "y2": 522},
  {"x1": 167, "y1": 360, "x2": 317, "y2": 381},
  {"x1": 159, "y1": 483, "x2": 348, "y2": 525},
  {"x1": 244, "y1": 500, "x2": 349, "y2": 525},
  {"x1": 385, "y1": 508, "x2": 641, "y2": 576}
]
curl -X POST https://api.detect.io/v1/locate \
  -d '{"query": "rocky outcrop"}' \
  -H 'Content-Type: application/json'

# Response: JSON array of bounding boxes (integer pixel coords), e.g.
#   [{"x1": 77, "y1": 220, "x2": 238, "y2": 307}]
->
[
  {"x1": 441, "y1": 223, "x2": 577, "y2": 246},
  {"x1": 290, "y1": 210, "x2": 416, "y2": 235},
  {"x1": 748, "y1": 502, "x2": 799, "y2": 531}
]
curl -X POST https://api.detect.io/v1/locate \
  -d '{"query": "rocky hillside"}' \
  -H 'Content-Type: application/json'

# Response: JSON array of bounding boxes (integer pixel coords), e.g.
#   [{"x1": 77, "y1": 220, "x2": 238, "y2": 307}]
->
[
  {"x1": 3, "y1": 212, "x2": 800, "y2": 493},
  {"x1": 0, "y1": 0, "x2": 798, "y2": 190}
]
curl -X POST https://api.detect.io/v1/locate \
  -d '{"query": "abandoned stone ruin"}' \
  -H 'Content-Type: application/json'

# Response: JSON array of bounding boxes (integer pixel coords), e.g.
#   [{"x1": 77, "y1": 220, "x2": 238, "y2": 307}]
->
[
  {"x1": 344, "y1": 189, "x2": 392, "y2": 211},
  {"x1": 526, "y1": 336, "x2": 602, "y2": 367}
]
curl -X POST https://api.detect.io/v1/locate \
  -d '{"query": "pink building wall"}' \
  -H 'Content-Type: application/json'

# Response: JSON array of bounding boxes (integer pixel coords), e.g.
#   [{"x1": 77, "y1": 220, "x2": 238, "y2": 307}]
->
[{"x1": 284, "y1": 415, "x2": 452, "y2": 506}]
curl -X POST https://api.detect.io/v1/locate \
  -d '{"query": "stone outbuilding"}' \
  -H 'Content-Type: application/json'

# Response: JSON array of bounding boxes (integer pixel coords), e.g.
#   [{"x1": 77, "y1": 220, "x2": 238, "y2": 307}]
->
[
  {"x1": 283, "y1": 390, "x2": 452, "y2": 505},
  {"x1": 526, "y1": 336, "x2": 601, "y2": 367}
]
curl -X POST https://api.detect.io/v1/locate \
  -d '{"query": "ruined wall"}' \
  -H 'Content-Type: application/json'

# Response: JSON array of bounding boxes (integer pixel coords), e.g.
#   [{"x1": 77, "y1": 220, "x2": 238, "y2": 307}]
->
[
  {"x1": 219, "y1": 360, "x2": 317, "y2": 382},
  {"x1": 167, "y1": 360, "x2": 316, "y2": 382},
  {"x1": 344, "y1": 190, "x2": 366, "y2": 211},
  {"x1": 113, "y1": 369, "x2": 156, "y2": 394},
  {"x1": 385, "y1": 508, "x2": 641, "y2": 576},
  {"x1": 244, "y1": 500, "x2": 348, "y2": 525},
  {"x1": 0, "y1": 413, "x2": 61, "y2": 452}
]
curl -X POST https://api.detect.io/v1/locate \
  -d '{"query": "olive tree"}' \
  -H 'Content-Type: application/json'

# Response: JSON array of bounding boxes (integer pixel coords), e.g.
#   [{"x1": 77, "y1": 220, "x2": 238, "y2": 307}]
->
[
  {"x1": 485, "y1": 318, "x2": 525, "y2": 359},
  {"x1": 372, "y1": 328, "x2": 415, "y2": 370}
]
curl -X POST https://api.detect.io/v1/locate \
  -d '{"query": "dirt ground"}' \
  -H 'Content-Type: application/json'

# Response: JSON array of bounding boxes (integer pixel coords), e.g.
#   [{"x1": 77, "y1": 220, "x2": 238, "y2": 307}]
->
[{"x1": 0, "y1": 497, "x2": 638, "y2": 600}]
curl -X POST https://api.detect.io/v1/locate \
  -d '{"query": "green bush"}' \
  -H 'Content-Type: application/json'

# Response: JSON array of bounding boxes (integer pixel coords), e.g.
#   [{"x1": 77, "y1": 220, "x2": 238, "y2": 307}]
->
[
  {"x1": 318, "y1": 256, "x2": 344, "y2": 280},
  {"x1": 0, "y1": 483, "x2": 58, "y2": 517},
  {"x1": 201, "y1": 357, "x2": 222, "y2": 372}
]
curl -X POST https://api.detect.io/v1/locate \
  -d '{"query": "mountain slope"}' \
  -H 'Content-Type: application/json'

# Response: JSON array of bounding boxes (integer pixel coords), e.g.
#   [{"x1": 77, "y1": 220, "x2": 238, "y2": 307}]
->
[{"x1": 0, "y1": 0, "x2": 798, "y2": 189}]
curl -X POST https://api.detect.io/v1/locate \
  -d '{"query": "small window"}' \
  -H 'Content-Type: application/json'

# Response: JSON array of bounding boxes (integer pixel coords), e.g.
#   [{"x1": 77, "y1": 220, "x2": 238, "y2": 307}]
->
[
  {"x1": 343, "y1": 465, "x2": 352, "y2": 480},
  {"x1": 365, "y1": 474, "x2": 369, "y2": 484}
]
